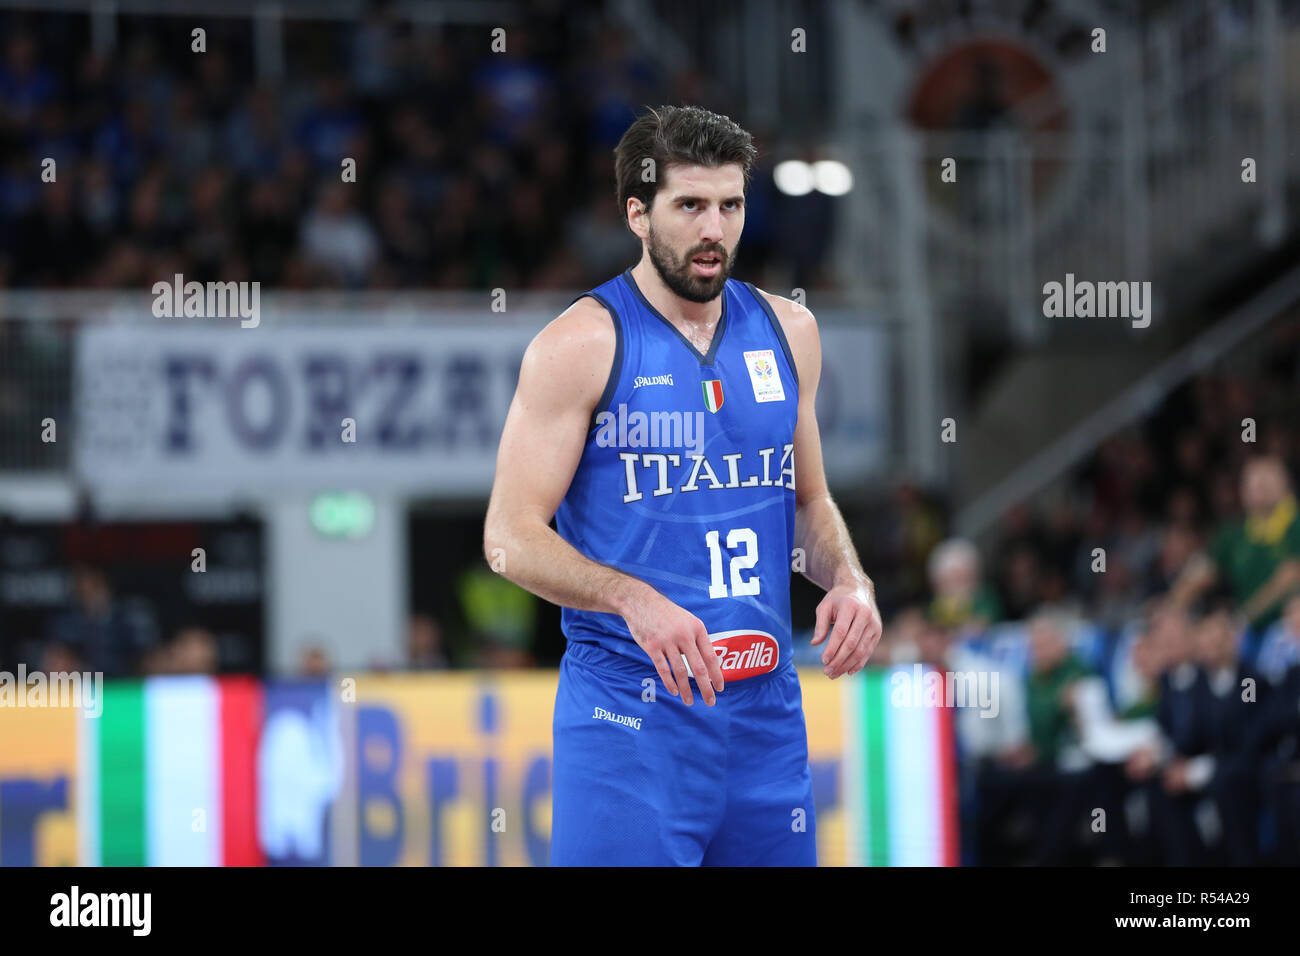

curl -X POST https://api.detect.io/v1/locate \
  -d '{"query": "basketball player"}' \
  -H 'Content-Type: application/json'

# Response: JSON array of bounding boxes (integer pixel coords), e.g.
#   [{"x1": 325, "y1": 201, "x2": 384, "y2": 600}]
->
[{"x1": 484, "y1": 105, "x2": 882, "y2": 865}]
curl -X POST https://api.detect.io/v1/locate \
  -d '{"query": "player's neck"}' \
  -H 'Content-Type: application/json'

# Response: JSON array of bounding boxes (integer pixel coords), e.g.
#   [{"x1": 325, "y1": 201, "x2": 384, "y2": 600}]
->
[{"x1": 628, "y1": 260, "x2": 722, "y2": 331}]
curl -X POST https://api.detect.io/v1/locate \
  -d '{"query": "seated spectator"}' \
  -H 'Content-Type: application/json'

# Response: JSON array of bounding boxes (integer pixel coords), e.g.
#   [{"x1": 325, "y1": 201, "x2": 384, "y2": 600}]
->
[
  {"x1": 927, "y1": 538, "x2": 1002, "y2": 635},
  {"x1": 169, "y1": 626, "x2": 220, "y2": 675},
  {"x1": 998, "y1": 544, "x2": 1046, "y2": 622},
  {"x1": 1169, "y1": 455, "x2": 1300, "y2": 633},
  {"x1": 1256, "y1": 620, "x2": 1300, "y2": 865},
  {"x1": 408, "y1": 613, "x2": 450, "y2": 670},
  {"x1": 1129, "y1": 604, "x2": 1215, "y2": 864},
  {"x1": 46, "y1": 564, "x2": 158, "y2": 678},
  {"x1": 1024, "y1": 610, "x2": 1093, "y2": 770},
  {"x1": 1113, "y1": 625, "x2": 1162, "y2": 720},
  {"x1": 970, "y1": 609, "x2": 1094, "y2": 864},
  {"x1": 1255, "y1": 593, "x2": 1300, "y2": 683},
  {"x1": 873, "y1": 606, "x2": 927, "y2": 666},
  {"x1": 38, "y1": 640, "x2": 83, "y2": 675},
  {"x1": 1177, "y1": 608, "x2": 1263, "y2": 864},
  {"x1": 1143, "y1": 521, "x2": 1201, "y2": 602},
  {"x1": 298, "y1": 179, "x2": 380, "y2": 286},
  {"x1": 298, "y1": 644, "x2": 331, "y2": 678},
  {"x1": 1070, "y1": 627, "x2": 1167, "y2": 863}
]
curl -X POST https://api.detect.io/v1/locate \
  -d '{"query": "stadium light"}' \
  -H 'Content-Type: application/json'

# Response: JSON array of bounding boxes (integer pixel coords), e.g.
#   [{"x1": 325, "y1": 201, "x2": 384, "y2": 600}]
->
[
  {"x1": 774, "y1": 159, "x2": 853, "y2": 196},
  {"x1": 773, "y1": 160, "x2": 815, "y2": 196},
  {"x1": 812, "y1": 159, "x2": 853, "y2": 196}
]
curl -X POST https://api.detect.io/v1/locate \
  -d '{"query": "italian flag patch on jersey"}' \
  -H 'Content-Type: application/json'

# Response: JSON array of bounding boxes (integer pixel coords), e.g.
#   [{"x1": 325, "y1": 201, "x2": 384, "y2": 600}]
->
[{"x1": 702, "y1": 379, "x2": 724, "y2": 413}]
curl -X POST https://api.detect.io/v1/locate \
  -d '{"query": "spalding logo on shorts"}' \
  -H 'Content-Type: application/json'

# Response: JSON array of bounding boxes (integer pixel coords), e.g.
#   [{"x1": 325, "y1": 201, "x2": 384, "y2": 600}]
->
[{"x1": 681, "y1": 629, "x2": 779, "y2": 681}]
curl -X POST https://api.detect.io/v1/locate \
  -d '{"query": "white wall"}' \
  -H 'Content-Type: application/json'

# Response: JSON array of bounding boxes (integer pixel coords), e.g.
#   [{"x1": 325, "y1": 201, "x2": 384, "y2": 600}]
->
[{"x1": 266, "y1": 494, "x2": 405, "y2": 675}]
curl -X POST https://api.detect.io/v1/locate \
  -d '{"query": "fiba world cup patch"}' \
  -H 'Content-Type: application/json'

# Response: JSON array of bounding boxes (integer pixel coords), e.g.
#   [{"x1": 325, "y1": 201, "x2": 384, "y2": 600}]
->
[
  {"x1": 743, "y1": 349, "x2": 786, "y2": 403},
  {"x1": 701, "y1": 379, "x2": 724, "y2": 413}
]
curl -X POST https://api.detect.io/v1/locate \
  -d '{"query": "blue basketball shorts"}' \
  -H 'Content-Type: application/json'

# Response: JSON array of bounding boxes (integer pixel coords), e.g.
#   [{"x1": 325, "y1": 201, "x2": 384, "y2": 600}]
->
[{"x1": 550, "y1": 639, "x2": 817, "y2": 866}]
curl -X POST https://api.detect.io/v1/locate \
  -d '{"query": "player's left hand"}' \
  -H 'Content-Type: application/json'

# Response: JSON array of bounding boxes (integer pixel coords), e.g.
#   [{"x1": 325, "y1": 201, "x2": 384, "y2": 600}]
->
[{"x1": 811, "y1": 581, "x2": 883, "y2": 679}]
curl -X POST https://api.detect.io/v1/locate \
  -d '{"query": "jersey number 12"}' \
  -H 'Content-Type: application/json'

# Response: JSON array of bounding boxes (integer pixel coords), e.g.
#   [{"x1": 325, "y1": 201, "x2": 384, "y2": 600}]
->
[{"x1": 705, "y1": 528, "x2": 760, "y2": 599}]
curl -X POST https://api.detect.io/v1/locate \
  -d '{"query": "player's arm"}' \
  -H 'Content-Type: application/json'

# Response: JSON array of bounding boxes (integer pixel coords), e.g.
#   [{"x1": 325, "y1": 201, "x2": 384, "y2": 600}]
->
[
  {"x1": 760, "y1": 290, "x2": 883, "y2": 679},
  {"x1": 483, "y1": 298, "x2": 725, "y2": 705}
]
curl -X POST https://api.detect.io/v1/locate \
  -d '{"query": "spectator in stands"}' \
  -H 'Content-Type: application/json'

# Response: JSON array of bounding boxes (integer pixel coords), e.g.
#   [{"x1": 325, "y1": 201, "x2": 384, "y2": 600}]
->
[
  {"x1": 998, "y1": 544, "x2": 1044, "y2": 622},
  {"x1": 1, "y1": 13, "x2": 836, "y2": 293},
  {"x1": 1091, "y1": 548, "x2": 1142, "y2": 632},
  {"x1": 46, "y1": 564, "x2": 157, "y2": 678},
  {"x1": 459, "y1": 563, "x2": 538, "y2": 667},
  {"x1": 974, "y1": 609, "x2": 1093, "y2": 864},
  {"x1": 1208, "y1": 467, "x2": 1240, "y2": 526},
  {"x1": 298, "y1": 179, "x2": 380, "y2": 286},
  {"x1": 948, "y1": 622, "x2": 1032, "y2": 865},
  {"x1": 408, "y1": 613, "x2": 450, "y2": 670},
  {"x1": 139, "y1": 642, "x2": 172, "y2": 676},
  {"x1": 873, "y1": 606, "x2": 926, "y2": 666},
  {"x1": 480, "y1": 638, "x2": 536, "y2": 669},
  {"x1": 1168, "y1": 455, "x2": 1300, "y2": 632},
  {"x1": 1255, "y1": 592, "x2": 1300, "y2": 683},
  {"x1": 1256, "y1": 616, "x2": 1300, "y2": 864},
  {"x1": 1116, "y1": 629, "x2": 1162, "y2": 721},
  {"x1": 471, "y1": 31, "x2": 557, "y2": 149},
  {"x1": 1023, "y1": 610, "x2": 1096, "y2": 863},
  {"x1": 294, "y1": 74, "x2": 365, "y2": 170},
  {"x1": 926, "y1": 537, "x2": 1002, "y2": 635},
  {"x1": 1121, "y1": 621, "x2": 1171, "y2": 861},
  {"x1": 169, "y1": 626, "x2": 220, "y2": 675},
  {"x1": 1023, "y1": 612, "x2": 1091, "y2": 762},
  {"x1": 1068, "y1": 651, "x2": 1165, "y2": 864},
  {"x1": 12, "y1": 176, "x2": 94, "y2": 284},
  {"x1": 38, "y1": 640, "x2": 82, "y2": 675},
  {"x1": 866, "y1": 482, "x2": 944, "y2": 610},
  {"x1": 1139, "y1": 604, "x2": 1213, "y2": 864},
  {"x1": 0, "y1": 31, "x2": 58, "y2": 127},
  {"x1": 1180, "y1": 607, "x2": 1263, "y2": 864},
  {"x1": 1143, "y1": 522, "x2": 1201, "y2": 601},
  {"x1": 297, "y1": 644, "x2": 331, "y2": 678}
]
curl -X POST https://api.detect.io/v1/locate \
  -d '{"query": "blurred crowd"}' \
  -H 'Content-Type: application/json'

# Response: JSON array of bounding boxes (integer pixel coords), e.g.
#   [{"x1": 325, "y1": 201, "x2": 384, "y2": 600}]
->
[
  {"x1": 863, "y1": 313, "x2": 1300, "y2": 865},
  {"x1": 865, "y1": 314, "x2": 1300, "y2": 631},
  {"x1": 881, "y1": 598, "x2": 1300, "y2": 865},
  {"x1": 987, "y1": 323, "x2": 1300, "y2": 632},
  {"x1": 20, "y1": 561, "x2": 530, "y2": 679},
  {"x1": 0, "y1": 9, "x2": 803, "y2": 294}
]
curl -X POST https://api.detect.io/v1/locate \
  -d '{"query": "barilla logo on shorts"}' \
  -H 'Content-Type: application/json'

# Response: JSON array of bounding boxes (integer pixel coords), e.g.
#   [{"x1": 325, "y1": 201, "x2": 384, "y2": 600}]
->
[{"x1": 700, "y1": 629, "x2": 780, "y2": 681}]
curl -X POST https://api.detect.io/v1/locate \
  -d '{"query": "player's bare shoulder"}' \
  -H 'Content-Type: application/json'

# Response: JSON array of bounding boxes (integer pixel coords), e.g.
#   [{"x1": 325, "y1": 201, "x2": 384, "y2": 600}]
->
[
  {"x1": 519, "y1": 294, "x2": 618, "y2": 414},
  {"x1": 751, "y1": 286, "x2": 821, "y2": 387}
]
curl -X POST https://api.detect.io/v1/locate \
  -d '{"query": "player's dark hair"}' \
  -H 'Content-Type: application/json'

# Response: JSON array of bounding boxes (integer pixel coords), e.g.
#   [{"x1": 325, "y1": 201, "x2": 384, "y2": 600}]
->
[{"x1": 613, "y1": 105, "x2": 758, "y2": 227}]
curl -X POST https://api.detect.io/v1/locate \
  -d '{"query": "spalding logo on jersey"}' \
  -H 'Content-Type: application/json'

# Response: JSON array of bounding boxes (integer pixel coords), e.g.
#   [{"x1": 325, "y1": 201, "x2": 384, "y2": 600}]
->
[{"x1": 679, "y1": 629, "x2": 780, "y2": 682}]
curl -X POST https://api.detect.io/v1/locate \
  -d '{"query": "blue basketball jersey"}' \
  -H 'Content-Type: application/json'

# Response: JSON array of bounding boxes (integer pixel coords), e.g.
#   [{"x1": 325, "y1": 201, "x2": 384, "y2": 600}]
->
[{"x1": 555, "y1": 267, "x2": 801, "y2": 681}]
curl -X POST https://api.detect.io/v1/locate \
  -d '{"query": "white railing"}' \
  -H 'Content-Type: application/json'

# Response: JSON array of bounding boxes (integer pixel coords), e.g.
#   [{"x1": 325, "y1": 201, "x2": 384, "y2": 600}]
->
[
  {"x1": 954, "y1": 262, "x2": 1300, "y2": 537},
  {"x1": 833, "y1": 0, "x2": 1295, "y2": 336}
]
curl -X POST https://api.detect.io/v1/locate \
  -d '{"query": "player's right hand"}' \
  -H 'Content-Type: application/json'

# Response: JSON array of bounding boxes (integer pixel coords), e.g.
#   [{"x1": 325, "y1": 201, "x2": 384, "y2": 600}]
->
[{"x1": 624, "y1": 594, "x2": 725, "y2": 706}]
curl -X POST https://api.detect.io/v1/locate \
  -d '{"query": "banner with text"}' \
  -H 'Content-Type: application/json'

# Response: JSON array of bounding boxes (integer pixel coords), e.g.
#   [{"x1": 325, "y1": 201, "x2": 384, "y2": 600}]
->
[{"x1": 73, "y1": 323, "x2": 887, "y2": 495}]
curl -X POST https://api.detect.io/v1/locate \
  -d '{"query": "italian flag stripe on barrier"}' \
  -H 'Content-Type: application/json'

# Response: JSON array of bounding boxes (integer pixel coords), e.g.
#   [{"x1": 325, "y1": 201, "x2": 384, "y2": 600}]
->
[
  {"x1": 843, "y1": 666, "x2": 960, "y2": 866},
  {"x1": 78, "y1": 676, "x2": 263, "y2": 866}
]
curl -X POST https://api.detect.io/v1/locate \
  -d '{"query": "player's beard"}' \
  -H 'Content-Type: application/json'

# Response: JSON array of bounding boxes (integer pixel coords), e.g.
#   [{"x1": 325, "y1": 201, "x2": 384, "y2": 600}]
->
[{"x1": 646, "y1": 224, "x2": 736, "y2": 304}]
